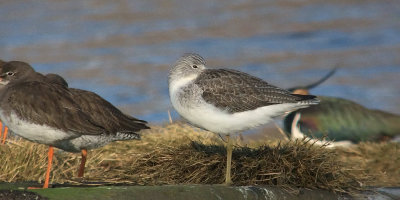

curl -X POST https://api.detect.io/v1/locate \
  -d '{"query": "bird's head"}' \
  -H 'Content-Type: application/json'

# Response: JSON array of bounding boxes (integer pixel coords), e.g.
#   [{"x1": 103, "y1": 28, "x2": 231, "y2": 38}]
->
[
  {"x1": 0, "y1": 61, "x2": 36, "y2": 85},
  {"x1": 169, "y1": 53, "x2": 206, "y2": 85}
]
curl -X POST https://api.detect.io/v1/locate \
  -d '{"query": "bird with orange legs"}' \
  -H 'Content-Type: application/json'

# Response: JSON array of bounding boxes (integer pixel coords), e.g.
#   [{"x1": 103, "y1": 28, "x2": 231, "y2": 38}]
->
[
  {"x1": 0, "y1": 61, "x2": 149, "y2": 188},
  {"x1": 0, "y1": 121, "x2": 9, "y2": 145},
  {"x1": 0, "y1": 60, "x2": 9, "y2": 144}
]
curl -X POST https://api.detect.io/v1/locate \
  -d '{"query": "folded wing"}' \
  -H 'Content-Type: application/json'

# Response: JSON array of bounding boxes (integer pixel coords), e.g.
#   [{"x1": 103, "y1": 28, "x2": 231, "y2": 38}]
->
[{"x1": 196, "y1": 69, "x2": 319, "y2": 113}]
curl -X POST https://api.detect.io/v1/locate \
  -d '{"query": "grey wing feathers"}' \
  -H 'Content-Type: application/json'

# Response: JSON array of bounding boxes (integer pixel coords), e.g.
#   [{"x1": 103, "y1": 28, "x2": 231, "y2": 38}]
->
[
  {"x1": 4, "y1": 81, "x2": 105, "y2": 135},
  {"x1": 196, "y1": 69, "x2": 319, "y2": 113}
]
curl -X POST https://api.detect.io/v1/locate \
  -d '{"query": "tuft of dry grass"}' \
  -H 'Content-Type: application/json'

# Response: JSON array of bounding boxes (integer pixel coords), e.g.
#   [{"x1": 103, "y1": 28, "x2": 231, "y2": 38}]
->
[
  {"x1": 337, "y1": 142, "x2": 400, "y2": 187},
  {"x1": 123, "y1": 140, "x2": 362, "y2": 193},
  {"x1": 0, "y1": 122, "x2": 398, "y2": 194},
  {"x1": 0, "y1": 138, "x2": 107, "y2": 184}
]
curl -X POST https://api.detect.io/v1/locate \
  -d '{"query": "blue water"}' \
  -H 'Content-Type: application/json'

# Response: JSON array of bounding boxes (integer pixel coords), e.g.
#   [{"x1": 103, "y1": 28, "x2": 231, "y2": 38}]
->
[{"x1": 0, "y1": 0, "x2": 399, "y2": 124}]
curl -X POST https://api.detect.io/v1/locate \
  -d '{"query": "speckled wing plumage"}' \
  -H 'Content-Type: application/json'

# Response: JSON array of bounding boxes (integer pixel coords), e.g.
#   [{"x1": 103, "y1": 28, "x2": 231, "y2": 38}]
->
[
  {"x1": 70, "y1": 88, "x2": 149, "y2": 137},
  {"x1": 1, "y1": 81, "x2": 105, "y2": 135},
  {"x1": 195, "y1": 69, "x2": 319, "y2": 113}
]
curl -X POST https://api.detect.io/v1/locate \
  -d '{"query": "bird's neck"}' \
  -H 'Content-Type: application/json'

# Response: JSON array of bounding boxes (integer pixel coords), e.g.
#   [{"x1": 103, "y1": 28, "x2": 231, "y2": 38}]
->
[
  {"x1": 290, "y1": 113, "x2": 306, "y2": 140},
  {"x1": 169, "y1": 74, "x2": 198, "y2": 95}
]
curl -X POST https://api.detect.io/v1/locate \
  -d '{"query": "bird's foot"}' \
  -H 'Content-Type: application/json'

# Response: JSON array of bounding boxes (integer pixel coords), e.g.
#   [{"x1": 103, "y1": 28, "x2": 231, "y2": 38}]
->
[
  {"x1": 27, "y1": 185, "x2": 50, "y2": 189},
  {"x1": 225, "y1": 180, "x2": 233, "y2": 186}
]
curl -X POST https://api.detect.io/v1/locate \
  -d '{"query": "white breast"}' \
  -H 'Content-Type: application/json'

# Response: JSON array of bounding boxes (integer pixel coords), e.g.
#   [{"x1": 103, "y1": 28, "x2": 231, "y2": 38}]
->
[{"x1": 169, "y1": 74, "x2": 198, "y2": 97}]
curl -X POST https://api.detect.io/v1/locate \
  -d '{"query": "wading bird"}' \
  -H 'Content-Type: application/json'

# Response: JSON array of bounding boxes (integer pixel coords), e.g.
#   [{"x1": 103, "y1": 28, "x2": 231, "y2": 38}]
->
[
  {"x1": 0, "y1": 61, "x2": 149, "y2": 188},
  {"x1": 168, "y1": 53, "x2": 319, "y2": 185},
  {"x1": 0, "y1": 59, "x2": 9, "y2": 145}
]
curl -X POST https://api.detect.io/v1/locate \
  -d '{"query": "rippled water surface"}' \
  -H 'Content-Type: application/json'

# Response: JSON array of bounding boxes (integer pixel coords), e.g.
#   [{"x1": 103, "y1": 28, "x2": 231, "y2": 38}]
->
[{"x1": 1, "y1": 0, "x2": 399, "y2": 123}]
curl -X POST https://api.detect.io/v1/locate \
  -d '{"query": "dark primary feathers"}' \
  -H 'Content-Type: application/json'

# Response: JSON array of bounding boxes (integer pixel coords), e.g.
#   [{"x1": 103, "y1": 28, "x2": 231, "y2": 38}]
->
[
  {"x1": 45, "y1": 73, "x2": 149, "y2": 135},
  {"x1": 69, "y1": 88, "x2": 150, "y2": 135},
  {"x1": 195, "y1": 69, "x2": 319, "y2": 113},
  {"x1": 0, "y1": 81, "x2": 105, "y2": 135}
]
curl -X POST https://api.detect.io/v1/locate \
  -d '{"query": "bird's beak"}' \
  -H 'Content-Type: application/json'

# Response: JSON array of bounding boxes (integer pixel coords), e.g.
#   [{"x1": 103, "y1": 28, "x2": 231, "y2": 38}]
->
[{"x1": 0, "y1": 76, "x2": 8, "y2": 85}]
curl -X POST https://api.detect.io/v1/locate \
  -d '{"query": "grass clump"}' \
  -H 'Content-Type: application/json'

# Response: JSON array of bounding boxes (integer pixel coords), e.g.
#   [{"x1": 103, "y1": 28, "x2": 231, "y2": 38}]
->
[
  {"x1": 0, "y1": 122, "x2": 397, "y2": 194},
  {"x1": 125, "y1": 140, "x2": 361, "y2": 193},
  {"x1": 337, "y1": 142, "x2": 400, "y2": 187}
]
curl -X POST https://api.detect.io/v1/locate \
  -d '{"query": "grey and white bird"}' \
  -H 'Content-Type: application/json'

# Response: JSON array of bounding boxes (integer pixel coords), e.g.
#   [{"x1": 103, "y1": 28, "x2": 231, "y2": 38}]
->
[{"x1": 168, "y1": 53, "x2": 320, "y2": 185}]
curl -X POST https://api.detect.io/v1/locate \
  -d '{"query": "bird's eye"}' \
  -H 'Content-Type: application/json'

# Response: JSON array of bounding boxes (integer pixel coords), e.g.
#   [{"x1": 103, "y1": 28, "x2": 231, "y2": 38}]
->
[
  {"x1": 192, "y1": 65, "x2": 198, "y2": 69},
  {"x1": 6, "y1": 72, "x2": 14, "y2": 76}
]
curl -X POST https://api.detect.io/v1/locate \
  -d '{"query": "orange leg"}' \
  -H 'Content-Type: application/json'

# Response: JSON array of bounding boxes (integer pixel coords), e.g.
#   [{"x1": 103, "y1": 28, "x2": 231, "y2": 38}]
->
[
  {"x1": 28, "y1": 146, "x2": 54, "y2": 189},
  {"x1": 2, "y1": 126, "x2": 8, "y2": 145},
  {"x1": 78, "y1": 149, "x2": 87, "y2": 177},
  {"x1": 0, "y1": 121, "x2": 3, "y2": 144},
  {"x1": 43, "y1": 146, "x2": 54, "y2": 188}
]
